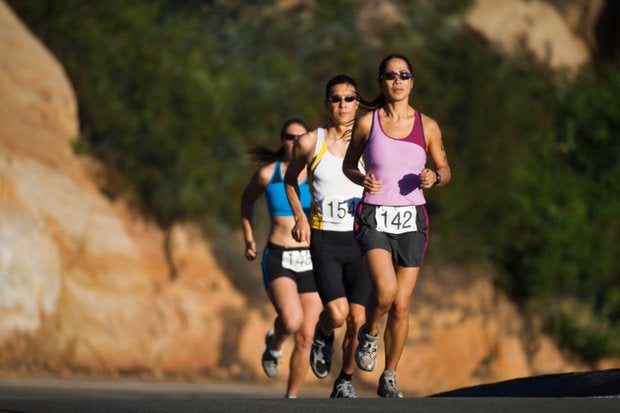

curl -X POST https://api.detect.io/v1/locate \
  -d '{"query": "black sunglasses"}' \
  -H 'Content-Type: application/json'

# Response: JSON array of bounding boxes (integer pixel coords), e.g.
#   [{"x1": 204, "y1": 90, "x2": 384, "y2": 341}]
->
[
  {"x1": 328, "y1": 95, "x2": 357, "y2": 104},
  {"x1": 381, "y1": 71, "x2": 413, "y2": 81},
  {"x1": 283, "y1": 133, "x2": 304, "y2": 141}
]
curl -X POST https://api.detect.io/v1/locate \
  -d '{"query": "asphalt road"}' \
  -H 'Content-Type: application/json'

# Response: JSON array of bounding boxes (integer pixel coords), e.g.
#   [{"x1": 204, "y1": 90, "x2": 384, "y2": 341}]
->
[
  {"x1": 1, "y1": 397, "x2": 619, "y2": 413},
  {"x1": 1, "y1": 369, "x2": 619, "y2": 413}
]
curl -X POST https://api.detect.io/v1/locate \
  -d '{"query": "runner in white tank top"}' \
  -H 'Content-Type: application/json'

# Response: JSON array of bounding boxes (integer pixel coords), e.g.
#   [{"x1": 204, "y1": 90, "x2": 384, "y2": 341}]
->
[
  {"x1": 308, "y1": 127, "x2": 363, "y2": 231},
  {"x1": 284, "y1": 75, "x2": 370, "y2": 398}
]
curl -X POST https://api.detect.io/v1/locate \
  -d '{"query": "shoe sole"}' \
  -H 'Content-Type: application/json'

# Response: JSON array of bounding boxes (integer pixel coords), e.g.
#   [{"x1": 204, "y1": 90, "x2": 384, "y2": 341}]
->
[
  {"x1": 310, "y1": 346, "x2": 329, "y2": 379},
  {"x1": 262, "y1": 331, "x2": 278, "y2": 378},
  {"x1": 261, "y1": 356, "x2": 278, "y2": 378},
  {"x1": 310, "y1": 324, "x2": 332, "y2": 379},
  {"x1": 378, "y1": 377, "x2": 403, "y2": 398},
  {"x1": 331, "y1": 382, "x2": 357, "y2": 398},
  {"x1": 378, "y1": 392, "x2": 403, "y2": 398}
]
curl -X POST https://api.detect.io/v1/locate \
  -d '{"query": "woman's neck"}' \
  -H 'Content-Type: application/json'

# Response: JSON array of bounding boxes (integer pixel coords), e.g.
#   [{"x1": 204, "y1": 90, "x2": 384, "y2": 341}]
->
[
  {"x1": 327, "y1": 119, "x2": 353, "y2": 135},
  {"x1": 383, "y1": 100, "x2": 412, "y2": 120}
]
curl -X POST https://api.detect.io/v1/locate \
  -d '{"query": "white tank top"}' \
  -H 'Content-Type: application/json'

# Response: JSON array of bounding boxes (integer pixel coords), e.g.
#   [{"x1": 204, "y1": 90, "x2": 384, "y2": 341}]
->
[{"x1": 309, "y1": 128, "x2": 364, "y2": 231}]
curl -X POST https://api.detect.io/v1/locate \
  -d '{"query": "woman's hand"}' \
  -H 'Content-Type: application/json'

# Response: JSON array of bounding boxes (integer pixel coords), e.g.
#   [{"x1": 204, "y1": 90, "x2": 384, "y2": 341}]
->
[
  {"x1": 291, "y1": 218, "x2": 311, "y2": 244},
  {"x1": 364, "y1": 173, "x2": 382, "y2": 195},
  {"x1": 245, "y1": 241, "x2": 257, "y2": 260},
  {"x1": 420, "y1": 168, "x2": 438, "y2": 189}
]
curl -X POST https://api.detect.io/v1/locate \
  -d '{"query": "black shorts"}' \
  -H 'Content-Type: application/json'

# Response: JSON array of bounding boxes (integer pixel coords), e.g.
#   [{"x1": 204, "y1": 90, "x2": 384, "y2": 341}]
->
[
  {"x1": 310, "y1": 229, "x2": 370, "y2": 306},
  {"x1": 261, "y1": 243, "x2": 317, "y2": 294},
  {"x1": 355, "y1": 202, "x2": 429, "y2": 267}
]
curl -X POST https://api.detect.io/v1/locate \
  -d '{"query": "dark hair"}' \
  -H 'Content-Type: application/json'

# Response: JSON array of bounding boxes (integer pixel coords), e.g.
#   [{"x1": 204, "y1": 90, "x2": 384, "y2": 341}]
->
[
  {"x1": 378, "y1": 53, "x2": 413, "y2": 77},
  {"x1": 247, "y1": 118, "x2": 308, "y2": 165},
  {"x1": 366, "y1": 54, "x2": 414, "y2": 109},
  {"x1": 324, "y1": 74, "x2": 358, "y2": 100},
  {"x1": 324, "y1": 74, "x2": 366, "y2": 141},
  {"x1": 280, "y1": 118, "x2": 308, "y2": 140}
]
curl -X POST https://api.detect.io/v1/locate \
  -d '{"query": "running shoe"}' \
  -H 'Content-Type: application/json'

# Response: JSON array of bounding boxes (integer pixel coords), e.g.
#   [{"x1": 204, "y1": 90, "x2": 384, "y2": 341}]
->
[
  {"x1": 354, "y1": 326, "x2": 378, "y2": 371},
  {"x1": 330, "y1": 379, "x2": 357, "y2": 398},
  {"x1": 377, "y1": 370, "x2": 403, "y2": 398},
  {"x1": 261, "y1": 329, "x2": 281, "y2": 378},
  {"x1": 310, "y1": 323, "x2": 334, "y2": 379}
]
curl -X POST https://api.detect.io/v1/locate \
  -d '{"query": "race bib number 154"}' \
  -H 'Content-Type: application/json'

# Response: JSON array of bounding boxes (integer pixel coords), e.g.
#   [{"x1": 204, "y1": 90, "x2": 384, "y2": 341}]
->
[{"x1": 322, "y1": 197, "x2": 358, "y2": 224}]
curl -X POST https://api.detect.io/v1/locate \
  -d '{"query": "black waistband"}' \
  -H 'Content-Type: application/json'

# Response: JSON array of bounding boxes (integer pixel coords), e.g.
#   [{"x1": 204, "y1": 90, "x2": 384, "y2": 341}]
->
[{"x1": 266, "y1": 242, "x2": 310, "y2": 252}]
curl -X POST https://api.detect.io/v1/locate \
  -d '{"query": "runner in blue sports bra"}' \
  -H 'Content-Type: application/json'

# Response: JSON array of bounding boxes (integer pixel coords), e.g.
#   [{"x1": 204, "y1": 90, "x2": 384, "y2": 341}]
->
[
  {"x1": 241, "y1": 118, "x2": 323, "y2": 399},
  {"x1": 265, "y1": 160, "x2": 312, "y2": 218}
]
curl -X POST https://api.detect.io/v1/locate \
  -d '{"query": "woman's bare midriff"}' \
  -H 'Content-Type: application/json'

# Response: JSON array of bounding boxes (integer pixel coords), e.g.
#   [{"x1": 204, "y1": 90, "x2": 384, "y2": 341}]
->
[{"x1": 268, "y1": 216, "x2": 309, "y2": 248}]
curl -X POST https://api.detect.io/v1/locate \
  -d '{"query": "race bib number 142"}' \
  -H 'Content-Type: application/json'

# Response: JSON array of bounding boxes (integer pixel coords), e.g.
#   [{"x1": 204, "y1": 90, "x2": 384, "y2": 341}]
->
[{"x1": 374, "y1": 205, "x2": 418, "y2": 234}]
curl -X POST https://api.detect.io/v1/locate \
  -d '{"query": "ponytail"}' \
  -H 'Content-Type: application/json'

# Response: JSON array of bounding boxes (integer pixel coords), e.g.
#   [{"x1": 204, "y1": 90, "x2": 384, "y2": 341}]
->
[{"x1": 246, "y1": 118, "x2": 308, "y2": 166}]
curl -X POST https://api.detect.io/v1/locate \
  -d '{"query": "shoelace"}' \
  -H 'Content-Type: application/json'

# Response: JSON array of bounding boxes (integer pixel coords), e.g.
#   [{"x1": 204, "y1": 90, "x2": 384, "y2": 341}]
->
[
  {"x1": 315, "y1": 339, "x2": 333, "y2": 360},
  {"x1": 362, "y1": 340, "x2": 377, "y2": 353},
  {"x1": 337, "y1": 382, "x2": 356, "y2": 397},
  {"x1": 314, "y1": 342, "x2": 326, "y2": 362}
]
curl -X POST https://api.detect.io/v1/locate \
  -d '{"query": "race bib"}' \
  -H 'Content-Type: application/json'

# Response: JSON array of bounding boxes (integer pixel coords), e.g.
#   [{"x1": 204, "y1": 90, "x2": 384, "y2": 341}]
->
[
  {"x1": 374, "y1": 205, "x2": 418, "y2": 234},
  {"x1": 282, "y1": 249, "x2": 313, "y2": 272},
  {"x1": 321, "y1": 197, "x2": 359, "y2": 225}
]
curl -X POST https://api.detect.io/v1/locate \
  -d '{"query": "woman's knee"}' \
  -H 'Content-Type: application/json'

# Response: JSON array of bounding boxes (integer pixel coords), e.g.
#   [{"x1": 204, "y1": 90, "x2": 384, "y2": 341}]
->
[
  {"x1": 388, "y1": 299, "x2": 411, "y2": 321},
  {"x1": 325, "y1": 299, "x2": 349, "y2": 328},
  {"x1": 346, "y1": 309, "x2": 365, "y2": 332},
  {"x1": 280, "y1": 312, "x2": 303, "y2": 335},
  {"x1": 375, "y1": 285, "x2": 397, "y2": 309},
  {"x1": 294, "y1": 324, "x2": 315, "y2": 350}
]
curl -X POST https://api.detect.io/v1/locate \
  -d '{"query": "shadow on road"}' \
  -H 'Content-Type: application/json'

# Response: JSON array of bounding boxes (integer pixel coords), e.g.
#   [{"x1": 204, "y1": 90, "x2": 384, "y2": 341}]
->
[{"x1": 431, "y1": 368, "x2": 620, "y2": 398}]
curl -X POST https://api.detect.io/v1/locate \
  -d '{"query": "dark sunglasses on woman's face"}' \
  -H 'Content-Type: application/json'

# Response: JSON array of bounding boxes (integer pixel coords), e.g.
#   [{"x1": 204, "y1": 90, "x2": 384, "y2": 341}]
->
[
  {"x1": 328, "y1": 95, "x2": 357, "y2": 104},
  {"x1": 381, "y1": 71, "x2": 413, "y2": 81},
  {"x1": 283, "y1": 133, "x2": 304, "y2": 141}
]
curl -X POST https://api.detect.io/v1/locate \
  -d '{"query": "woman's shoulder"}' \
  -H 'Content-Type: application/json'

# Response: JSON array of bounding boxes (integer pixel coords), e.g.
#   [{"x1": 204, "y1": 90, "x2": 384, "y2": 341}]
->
[
  {"x1": 419, "y1": 111, "x2": 439, "y2": 129},
  {"x1": 296, "y1": 129, "x2": 319, "y2": 153},
  {"x1": 418, "y1": 111, "x2": 441, "y2": 141},
  {"x1": 305, "y1": 128, "x2": 320, "y2": 141},
  {"x1": 353, "y1": 110, "x2": 374, "y2": 138},
  {"x1": 255, "y1": 161, "x2": 278, "y2": 185},
  {"x1": 356, "y1": 110, "x2": 374, "y2": 127},
  {"x1": 359, "y1": 109, "x2": 375, "y2": 121}
]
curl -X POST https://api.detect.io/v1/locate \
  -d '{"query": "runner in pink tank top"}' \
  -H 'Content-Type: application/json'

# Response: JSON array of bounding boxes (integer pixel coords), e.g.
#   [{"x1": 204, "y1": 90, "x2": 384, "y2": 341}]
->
[
  {"x1": 342, "y1": 54, "x2": 451, "y2": 398},
  {"x1": 362, "y1": 108, "x2": 427, "y2": 206}
]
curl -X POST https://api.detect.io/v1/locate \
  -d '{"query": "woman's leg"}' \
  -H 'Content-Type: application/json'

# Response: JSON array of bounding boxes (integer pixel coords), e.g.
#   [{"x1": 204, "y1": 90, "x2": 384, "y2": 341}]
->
[
  {"x1": 363, "y1": 248, "x2": 398, "y2": 336},
  {"x1": 342, "y1": 302, "x2": 365, "y2": 374},
  {"x1": 268, "y1": 277, "x2": 303, "y2": 350},
  {"x1": 320, "y1": 297, "x2": 349, "y2": 332},
  {"x1": 286, "y1": 291, "x2": 323, "y2": 397},
  {"x1": 384, "y1": 266, "x2": 419, "y2": 371}
]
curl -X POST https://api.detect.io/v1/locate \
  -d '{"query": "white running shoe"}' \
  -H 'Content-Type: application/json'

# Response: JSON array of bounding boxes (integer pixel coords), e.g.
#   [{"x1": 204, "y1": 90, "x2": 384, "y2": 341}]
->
[
  {"x1": 354, "y1": 326, "x2": 378, "y2": 372},
  {"x1": 261, "y1": 330, "x2": 281, "y2": 378}
]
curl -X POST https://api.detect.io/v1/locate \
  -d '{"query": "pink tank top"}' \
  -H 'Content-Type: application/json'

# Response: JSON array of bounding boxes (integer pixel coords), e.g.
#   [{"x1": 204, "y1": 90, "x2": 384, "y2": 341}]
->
[{"x1": 362, "y1": 109, "x2": 427, "y2": 206}]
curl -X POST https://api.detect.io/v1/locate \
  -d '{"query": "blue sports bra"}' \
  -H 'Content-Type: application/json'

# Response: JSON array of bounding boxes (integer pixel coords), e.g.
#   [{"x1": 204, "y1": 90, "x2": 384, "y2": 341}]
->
[{"x1": 265, "y1": 161, "x2": 312, "y2": 217}]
